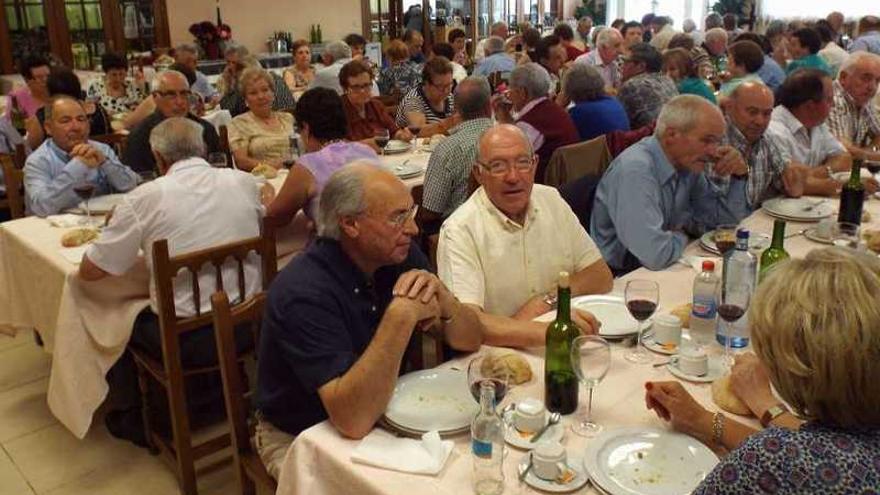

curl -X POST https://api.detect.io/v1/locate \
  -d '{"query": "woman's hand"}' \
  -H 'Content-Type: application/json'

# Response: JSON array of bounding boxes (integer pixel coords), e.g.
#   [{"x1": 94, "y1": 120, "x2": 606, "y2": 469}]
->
[
  {"x1": 644, "y1": 381, "x2": 714, "y2": 444},
  {"x1": 730, "y1": 353, "x2": 777, "y2": 416}
]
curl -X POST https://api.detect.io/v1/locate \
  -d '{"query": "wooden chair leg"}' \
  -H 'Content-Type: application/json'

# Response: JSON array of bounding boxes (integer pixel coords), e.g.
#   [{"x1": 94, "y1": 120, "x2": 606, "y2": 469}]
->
[
  {"x1": 240, "y1": 469, "x2": 256, "y2": 495},
  {"x1": 165, "y1": 369, "x2": 198, "y2": 495},
  {"x1": 135, "y1": 361, "x2": 159, "y2": 455}
]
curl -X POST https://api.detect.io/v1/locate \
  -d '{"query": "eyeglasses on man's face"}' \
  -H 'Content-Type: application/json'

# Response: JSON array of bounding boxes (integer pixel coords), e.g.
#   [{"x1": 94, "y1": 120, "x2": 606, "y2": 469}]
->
[{"x1": 477, "y1": 156, "x2": 535, "y2": 176}]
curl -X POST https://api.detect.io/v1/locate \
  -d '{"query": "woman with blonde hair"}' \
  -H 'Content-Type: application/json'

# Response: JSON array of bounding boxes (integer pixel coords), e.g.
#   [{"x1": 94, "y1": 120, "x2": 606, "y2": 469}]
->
[
  {"x1": 645, "y1": 247, "x2": 880, "y2": 494},
  {"x1": 228, "y1": 68, "x2": 295, "y2": 171}
]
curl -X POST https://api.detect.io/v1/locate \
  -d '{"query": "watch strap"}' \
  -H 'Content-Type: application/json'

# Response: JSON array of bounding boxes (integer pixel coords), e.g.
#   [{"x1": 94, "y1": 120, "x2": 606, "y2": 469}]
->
[{"x1": 760, "y1": 404, "x2": 788, "y2": 428}]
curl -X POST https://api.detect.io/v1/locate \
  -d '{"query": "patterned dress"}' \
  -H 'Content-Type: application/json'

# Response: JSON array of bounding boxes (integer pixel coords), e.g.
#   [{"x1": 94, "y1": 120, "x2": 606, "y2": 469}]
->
[
  {"x1": 85, "y1": 78, "x2": 147, "y2": 115},
  {"x1": 694, "y1": 423, "x2": 880, "y2": 494}
]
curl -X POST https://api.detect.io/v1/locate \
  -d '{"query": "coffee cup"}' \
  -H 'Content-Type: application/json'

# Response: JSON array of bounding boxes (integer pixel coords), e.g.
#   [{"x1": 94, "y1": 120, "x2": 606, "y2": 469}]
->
[
  {"x1": 532, "y1": 442, "x2": 567, "y2": 480},
  {"x1": 678, "y1": 348, "x2": 709, "y2": 376},
  {"x1": 653, "y1": 314, "x2": 682, "y2": 348},
  {"x1": 514, "y1": 398, "x2": 546, "y2": 434},
  {"x1": 816, "y1": 218, "x2": 835, "y2": 239}
]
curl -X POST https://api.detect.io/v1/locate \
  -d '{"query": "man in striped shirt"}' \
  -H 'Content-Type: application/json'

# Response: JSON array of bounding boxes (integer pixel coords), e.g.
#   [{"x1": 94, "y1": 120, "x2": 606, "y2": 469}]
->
[{"x1": 827, "y1": 52, "x2": 880, "y2": 161}]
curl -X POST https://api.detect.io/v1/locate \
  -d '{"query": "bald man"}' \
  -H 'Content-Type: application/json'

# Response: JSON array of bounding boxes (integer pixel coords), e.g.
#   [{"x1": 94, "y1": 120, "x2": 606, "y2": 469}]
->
[
  {"x1": 708, "y1": 82, "x2": 807, "y2": 211},
  {"x1": 255, "y1": 162, "x2": 482, "y2": 476},
  {"x1": 438, "y1": 124, "x2": 611, "y2": 348},
  {"x1": 591, "y1": 95, "x2": 750, "y2": 273}
]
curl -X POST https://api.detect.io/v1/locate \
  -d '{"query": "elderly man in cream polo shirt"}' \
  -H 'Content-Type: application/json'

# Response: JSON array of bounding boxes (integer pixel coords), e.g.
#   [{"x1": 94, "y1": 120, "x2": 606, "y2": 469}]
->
[{"x1": 437, "y1": 125, "x2": 613, "y2": 348}]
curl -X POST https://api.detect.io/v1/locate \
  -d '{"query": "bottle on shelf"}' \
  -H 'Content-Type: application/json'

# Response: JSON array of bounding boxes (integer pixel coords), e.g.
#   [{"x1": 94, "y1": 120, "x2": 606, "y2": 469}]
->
[
  {"x1": 317, "y1": 24, "x2": 323, "y2": 43},
  {"x1": 690, "y1": 260, "x2": 718, "y2": 347},
  {"x1": 544, "y1": 271, "x2": 578, "y2": 415},
  {"x1": 759, "y1": 219, "x2": 789, "y2": 282},
  {"x1": 309, "y1": 25, "x2": 316, "y2": 44},
  {"x1": 717, "y1": 229, "x2": 756, "y2": 349},
  {"x1": 471, "y1": 381, "x2": 504, "y2": 495},
  {"x1": 838, "y1": 158, "x2": 865, "y2": 225}
]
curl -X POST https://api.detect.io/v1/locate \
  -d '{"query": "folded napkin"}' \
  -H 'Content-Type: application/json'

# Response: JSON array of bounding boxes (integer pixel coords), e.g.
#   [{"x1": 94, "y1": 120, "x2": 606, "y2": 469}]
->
[
  {"x1": 351, "y1": 429, "x2": 454, "y2": 476},
  {"x1": 47, "y1": 214, "x2": 87, "y2": 228}
]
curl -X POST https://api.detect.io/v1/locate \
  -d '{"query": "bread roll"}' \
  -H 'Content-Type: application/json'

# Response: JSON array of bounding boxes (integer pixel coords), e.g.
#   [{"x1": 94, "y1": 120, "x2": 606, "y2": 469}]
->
[
  {"x1": 670, "y1": 303, "x2": 692, "y2": 329},
  {"x1": 251, "y1": 163, "x2": 278, "y2": 179},
  {"x1": 711, "y1": 375, "x2": 752, "y2": 416},
  {"x1": 480, "y1": 352, "x2": 532, "y2": 385},
  {"x1": 863, "y1": 229, "x2": 880, "y2": 253},
  {"x1": 60, "y1": 228, "x2": 99, "y2": 248}
]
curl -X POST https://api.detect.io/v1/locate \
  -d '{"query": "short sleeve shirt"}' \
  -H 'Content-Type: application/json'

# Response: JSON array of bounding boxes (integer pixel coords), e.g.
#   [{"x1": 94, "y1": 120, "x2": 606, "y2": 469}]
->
[
  {"x1": 255, "y1": 238, "x2": 430, "y2": 436},
  {"x1": 437, "y1": 185, "x2": 603, "y2": 317},
  {"x1": 768, "y1": 106, "x2": 846, "y2": 167}
]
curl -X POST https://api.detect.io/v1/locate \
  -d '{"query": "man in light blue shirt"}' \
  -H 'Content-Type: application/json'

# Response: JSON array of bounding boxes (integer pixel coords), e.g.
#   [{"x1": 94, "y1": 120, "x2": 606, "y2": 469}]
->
[
  {"x1": 591, "y1": 95, "x2": 749, "y2": 273},
  {"x1": 174, "y1": 43, "x2": 219, "y2": 103},
  {"x1": 474, "y1": 36, "x2": 515, "y2": 77},
  {"x1": 24, "y1": 96, "x2": 138, "y2": 217},
  {"x1": 850, "y1": 16, "x2": 880, "y2": 55}
]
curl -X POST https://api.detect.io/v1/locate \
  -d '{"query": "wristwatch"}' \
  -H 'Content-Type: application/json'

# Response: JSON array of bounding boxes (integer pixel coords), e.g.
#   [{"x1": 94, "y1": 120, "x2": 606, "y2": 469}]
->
[
  {"x1": 760, "y1": 404, "x2": 788, "y2": 428},
  {"x1": 542, "y1": 292, "x2": 558, "y2": 310}
]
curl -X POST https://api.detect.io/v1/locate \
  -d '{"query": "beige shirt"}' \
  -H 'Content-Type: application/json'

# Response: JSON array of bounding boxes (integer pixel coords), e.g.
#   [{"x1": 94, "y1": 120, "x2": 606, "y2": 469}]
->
[
  {"x1": 228, "y1": 111, "x2": 295, "y2": 162},
  {"x1": 437, "y1": 184, "x2": 603, "y2": 317}
]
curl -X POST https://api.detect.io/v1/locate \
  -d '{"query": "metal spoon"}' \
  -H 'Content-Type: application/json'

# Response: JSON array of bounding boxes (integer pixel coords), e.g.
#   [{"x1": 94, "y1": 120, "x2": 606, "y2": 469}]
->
[
  {"x1": 785, "y1": 228, "x2": 807, "y2": 239},
  {"x1": 530, "y1": 412, "x2": 561, "y2": 443}
]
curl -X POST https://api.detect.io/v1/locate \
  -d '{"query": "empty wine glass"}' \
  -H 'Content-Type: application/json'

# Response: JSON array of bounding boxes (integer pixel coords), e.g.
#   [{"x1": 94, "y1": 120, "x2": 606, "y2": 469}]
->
[
  {"x1": 624, "y1": 280, "x2": 659, "y2": 364},
  {"x1": 570, "y1": 335, "x2": 611, "y2": 437},
  {"x1": 715, "y1": 281, "x2": 751, "y2": 368},
  {"x1": 466, "y1": 355, "x2": 510, "y2": 411},
  {"x1": 374, "y1": 129, "x2": 390, "y2": 155},
  {"x1": 72, "y1": 181, "x2": 95, "y2": 226},
  {"x1": 207, "y1": 152, "x2": 228, "y2": 168},
  {"x1": 831, "y1": 222, "x2": 860, "y2": 250}
]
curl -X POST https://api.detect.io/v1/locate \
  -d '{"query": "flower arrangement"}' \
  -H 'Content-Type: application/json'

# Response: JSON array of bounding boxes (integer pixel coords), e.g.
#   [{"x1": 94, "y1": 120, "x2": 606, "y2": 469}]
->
[{"x1": 188, "y1": 20, "x2": 232, "y2": 60}]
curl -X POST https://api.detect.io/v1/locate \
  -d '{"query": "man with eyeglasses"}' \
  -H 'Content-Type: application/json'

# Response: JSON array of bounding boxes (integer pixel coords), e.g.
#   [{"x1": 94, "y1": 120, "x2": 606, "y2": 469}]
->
[
  {"x1": 254, "y1": 162, "x2": 483, "y2": 477},
  {"x1": 122, "y1": 70, "x2": 220, "y2": 175},
  {"x1": 437, "y1": 125, "x2": 612, "y2": 348},
  {"x1": 395, "y1": 57, "x2": 460, "y2": 137},
  {"x1": 591, "y1": 95, "x2": 749, "y2": 274}
]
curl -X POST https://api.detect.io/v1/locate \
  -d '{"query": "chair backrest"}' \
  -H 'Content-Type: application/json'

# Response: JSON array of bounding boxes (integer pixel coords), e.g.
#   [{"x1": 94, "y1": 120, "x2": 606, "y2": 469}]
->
[
  {"x1": 218, "y1": 125, "x2": 233, "y2": 167},
  {"x1": 544, "y1": 135, "x2": 611, "y2": 188},
  {"x1": 0, "y1": 154, "x2": 24, "y2": 219},
  {"x1": 151, "y1": 217, "x2": 277, "y2": 335},
  {"x1": 558, "y1": 173, "x2": 602, "y2": 234},
  {"x1": 91, "y1": 133, "x2": 129, "y2": 157},
  {"x1": 13, "y1": 143, "x2": 26, "y2": 170}
]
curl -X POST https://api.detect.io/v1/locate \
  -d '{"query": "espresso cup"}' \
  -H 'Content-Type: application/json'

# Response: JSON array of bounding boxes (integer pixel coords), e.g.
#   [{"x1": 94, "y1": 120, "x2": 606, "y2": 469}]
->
[
  {"x1": 532, "y1": 442, "x2": 567, "y2": 481},
  {"x1": 514, "y1": 398, "x2": 546, "y2": 434},
  {"x1": 678, "y1": 349, "x2": 709, "y2": 376},
  {"x1": 653, "y1": 314, "x2": 682, "y2": 348}
]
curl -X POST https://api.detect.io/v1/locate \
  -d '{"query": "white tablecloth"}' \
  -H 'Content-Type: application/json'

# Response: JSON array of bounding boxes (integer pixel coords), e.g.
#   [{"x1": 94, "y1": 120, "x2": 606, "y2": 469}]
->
[{"x1": 274, "y1": 195, "x2": 880, "y2": 495}]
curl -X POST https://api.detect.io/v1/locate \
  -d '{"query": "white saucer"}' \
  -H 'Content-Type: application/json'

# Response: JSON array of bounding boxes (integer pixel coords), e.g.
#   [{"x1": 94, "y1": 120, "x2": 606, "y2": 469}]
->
[
  {"x1": 519, "y1": 455, "x2": 589, "y2": 493},
  {"x1": 503, "y1": 410, "x2": 565, "y2": 449},
  {"x1": 642, "y1": 331, "x2": 692, "y2": 355},
  {"x1": 803, "y1": 228, "x2": 833, "y2": 245},
  {"x1": 666, "y1": 355, "x2": 725, "y2": 383}
]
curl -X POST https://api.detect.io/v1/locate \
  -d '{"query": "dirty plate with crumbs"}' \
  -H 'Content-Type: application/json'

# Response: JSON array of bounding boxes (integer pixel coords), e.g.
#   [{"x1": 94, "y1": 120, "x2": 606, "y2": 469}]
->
[
  {"x1": 583, "y1": 427, "x2": 719, "y2": 495},
  {"x1": 383, "y1": 369, "x2": 478, "y2": 435}
]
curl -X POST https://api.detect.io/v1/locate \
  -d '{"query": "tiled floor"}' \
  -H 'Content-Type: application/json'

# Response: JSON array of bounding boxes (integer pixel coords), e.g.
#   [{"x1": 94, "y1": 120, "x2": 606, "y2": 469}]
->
[{"x1": 0, "y1": 330, "x2": 244, "y2": 495}]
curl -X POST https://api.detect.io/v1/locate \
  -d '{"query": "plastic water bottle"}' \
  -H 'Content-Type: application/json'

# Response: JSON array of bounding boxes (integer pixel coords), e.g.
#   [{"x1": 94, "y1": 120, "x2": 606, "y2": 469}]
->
[
  {"x1": 690, "y1": 260, "x2": 718, "y2": 349},
  {"x1": 471, "y1": 381, "x2": 504, "y2": 495},
  {"x1": 717, "y1": 229, "x2": 756, "y2": 348}
]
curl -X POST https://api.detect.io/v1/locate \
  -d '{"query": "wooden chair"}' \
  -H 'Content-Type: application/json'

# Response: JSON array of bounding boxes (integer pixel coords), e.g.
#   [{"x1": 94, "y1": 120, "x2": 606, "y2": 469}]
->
[
  {"x1": 1, "y1": 152, "x2": 25, "y2": 219},
  {"x1": 218, "y1": 125, "x2": 233, "y2": 169},
  {"x1": 132, "y1": 219, "x2": 277, "y2": 495},
  {"x1": 92, "y1": 133, "x2": 129, "y2": 157},
  {"x1": 210, "y1": 291, "x2": 277, "y2": 495},
  {"x1": 407, "y1": 184, "x2": 445, "y2": 369}
]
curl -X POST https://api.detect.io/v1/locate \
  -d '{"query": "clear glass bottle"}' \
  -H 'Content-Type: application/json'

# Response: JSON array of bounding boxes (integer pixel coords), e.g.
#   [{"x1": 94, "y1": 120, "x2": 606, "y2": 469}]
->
[
  {"x1": 471, "y1": 381, "x2": 504, "y2": 495},
  {"x1": 717, "y1": 229, "x2": 756, "y2": 349},
  {"x1": 690, "y1": 260, "x2": 718, "y2": 349}
]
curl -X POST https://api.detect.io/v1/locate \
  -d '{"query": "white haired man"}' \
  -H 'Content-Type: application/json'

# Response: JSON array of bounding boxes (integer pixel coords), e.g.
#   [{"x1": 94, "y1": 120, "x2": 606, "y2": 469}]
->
[
  {"x1": 575, "y1": 28, "x2": 624, "y2": 90},
  {"x1": 254, "y1": 162, "x2": 483, "y2": 478},
  {"x1": 591, "y1": 95, "x2": 750, "y2": 273},
  {"x1": 174, "y1": 43, "x2": 219, "y2": 103},
  {"x1": 310, "y1": 41, "x2": 379, "y2": 96},
  {"x1": 827, "y1": 52, "x2": 880, "y2": 161},
  {"x1": 474, "y1": 22, "x2": 509, "y2": 62},
  {"x1": 474, "y1": 36, "x2": 516, "y2": 76}
]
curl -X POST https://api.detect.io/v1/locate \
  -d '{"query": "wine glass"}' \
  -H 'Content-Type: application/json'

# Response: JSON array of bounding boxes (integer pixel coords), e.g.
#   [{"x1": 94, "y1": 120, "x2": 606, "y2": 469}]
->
[
  {"x1": 72, "y1": 181, "x2": 95, "y2": 226},
  {"x1": 624, "y1": 280, "x2": 659, "y2": 364},
  {"x1": 570, "y1": 335, "x2": 611, "y2": 437},
  {"x1": 374, "y1": 129, "x2": 390, "y2": 155},
  {"x1": 207, "y1": 152, "x2": 228, "y2": 168},
  {"x1": 831, "y1": 222, "x2": 860, "y2": 250},
  {"x1": 713, "y1": 224, "x2": 738, "y2": 257},
  {"x1": 715, "y1": 281, "x2": 751, "y2": 368},
  {"x1": 466, "y1": 355, "x2": 510, "y2": 411},
  {"x1": 867, "y1": 145, "x2": 880, "y2": 177}
]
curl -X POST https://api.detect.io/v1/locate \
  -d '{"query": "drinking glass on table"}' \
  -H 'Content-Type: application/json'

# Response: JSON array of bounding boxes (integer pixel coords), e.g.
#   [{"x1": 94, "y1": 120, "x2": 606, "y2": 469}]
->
[
  {"x1": 713, "y1": 224, "x2": 738, "y2": 256},
  {"x1": 624, "y1": 280, "x2": 659, "y2": 364},
  {"x1": 715, "y1": 281, "x2": 750, "y2": 368},
  {"x1": 207, "y1": 152, "x2": 228, "y2": 168},
  {"x1": 570, "y1": 335, "x2": 610, "y2": 437},
  {"x1": 374, "y1": 129, "x2": 390, "y2": 155},
  {"x1": 467, "y1": 355, "x2": 510, "y2": 411},
  {"x1": 867, "y1": 145, "x2": 880, "y2": 177},
  {"x1": 72, "y1": 181, "x2": 95, "y2": 226},
  {"x1": 831, "y1": 222, "x2": 860, "y2": 250}
]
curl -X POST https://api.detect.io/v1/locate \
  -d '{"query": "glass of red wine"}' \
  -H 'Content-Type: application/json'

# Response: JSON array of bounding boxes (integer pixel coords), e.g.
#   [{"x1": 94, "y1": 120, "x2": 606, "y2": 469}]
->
[
  {"x1": 467, "y1": 355, "x2": 510, "y2": 411},
  {"x1": 72, "y1": 182, "x2": 96, "y2": 226},
  {"x1": 715, "y1": 281, "x2": 750, "y2": 368},
  {"x1": 374, "y1": 129, "x2": 390, "y2": 156},
  {"x1": 624, "y1": 279, "x2": 659, "y2": 364}
]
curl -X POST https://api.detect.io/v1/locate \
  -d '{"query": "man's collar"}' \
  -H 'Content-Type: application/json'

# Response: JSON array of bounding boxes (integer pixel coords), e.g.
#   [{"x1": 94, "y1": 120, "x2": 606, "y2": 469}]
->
[
  {"x1": 515, "y1": 96, "x2": 547, "y2": 120},
  {"x1": 724, "y1": 116, "x2": 761, "y2": 147},
  {"x1": 449, "y1": 117, "x2": 492, "y2": 135},
  {"x1": 774, "y1": 106, "x2": 808, "y2": 134},
  {"x1": 834, "y1": 79, "x2": 863, "y2": 110},
  {"x1": 646, "y1": 136, "x2": 680, "y2": 184},
  {"x1": 165, "y1": 156, "x2": 211, "y2": 175}
]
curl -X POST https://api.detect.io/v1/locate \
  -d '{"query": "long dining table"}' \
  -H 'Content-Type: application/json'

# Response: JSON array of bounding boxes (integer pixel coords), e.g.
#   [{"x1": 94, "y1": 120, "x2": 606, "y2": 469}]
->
[
  {"x1": 273, "y1": 193, "x2": 880, "y2": 495},
  {"x1": 0, "y1": 143, "x2": 430, "y2": 438}
]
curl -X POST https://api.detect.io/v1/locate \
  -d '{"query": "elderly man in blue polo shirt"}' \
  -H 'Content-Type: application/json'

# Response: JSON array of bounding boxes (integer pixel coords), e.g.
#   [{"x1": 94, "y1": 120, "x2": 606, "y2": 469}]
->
[
  {"x1": 254, "y1": 161, "x2": 483, "y2": 478},
  {"x1": 591, "y1": 94, "x2": 750, "y2": 274}
]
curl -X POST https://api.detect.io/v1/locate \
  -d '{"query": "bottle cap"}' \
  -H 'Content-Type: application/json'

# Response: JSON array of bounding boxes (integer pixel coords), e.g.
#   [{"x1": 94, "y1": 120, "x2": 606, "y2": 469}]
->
[
  {"x1": 558, "y1": 271, "x2": 570, "y2": 288},
  {"x1": 702, "y1": 260, "x2": 715, "y2": 272},
  {"x1": 736, "y1": 228, "x2": 750, "y2": 239}
]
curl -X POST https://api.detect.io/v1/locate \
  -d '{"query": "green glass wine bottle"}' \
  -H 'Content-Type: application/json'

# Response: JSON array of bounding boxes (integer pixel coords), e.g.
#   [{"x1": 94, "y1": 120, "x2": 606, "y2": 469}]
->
[
  {"x1": 759, "y1": 219, "x2": 789, "y2": 282},
  {"x1": 544, "y1": 271, "x2": 579, "y2": 414}
]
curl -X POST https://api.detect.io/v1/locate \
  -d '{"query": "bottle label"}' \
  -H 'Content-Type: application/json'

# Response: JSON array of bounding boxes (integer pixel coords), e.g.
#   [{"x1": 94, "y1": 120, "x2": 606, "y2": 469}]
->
[
  {"x1": 472, "y1": 439, "x2": 492, "y2": 458},
  {"x1": 692, "y1": 297, "x2": 716, "y2": 318}
]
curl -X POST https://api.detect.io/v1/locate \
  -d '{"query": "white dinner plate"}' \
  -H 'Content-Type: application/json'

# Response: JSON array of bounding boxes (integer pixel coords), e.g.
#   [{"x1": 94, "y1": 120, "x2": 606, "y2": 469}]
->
[
  {"x1": 666, "y1": 355, "x2": 725, "y2": 383},
  {"x1": 642, "y1": 331, "x2": 692, "y2": 356},
  {"x1": 383, "y1": 369, "x2": 478, "y2": 435},
  {"x1": 77, "y1": 193, "x2": 126, "y2": 214},
  {"x1": 388, "y1": 160, "x2": 424, "y2": 179},
  {"x1": 584, "y1": 427, "x2": 719, "y2": 495},
  {"x1": 519, "y1": 455, "x2": 589, "y2": 493},
  {"x1": 534, "y1": 295, "x2": 651, "y2": 338},
  {"x1": 383, "y1": 139, "x2": 412, "y2": 154},
  {"x1": 699, "y1": 231, "x2": 770, "y2": 255},
  {"x1": 803, "y1": 227, "x2": 833, "y2": 245},
  {"x1": 502, "y1": 410, "x2": 565, "y2": 450},
  {"x1": 762, "y1": 197, "x2": 834, "y2": 222},
  {"x1": 832, "y1": 168, "x2": 872, "y2": 182}
]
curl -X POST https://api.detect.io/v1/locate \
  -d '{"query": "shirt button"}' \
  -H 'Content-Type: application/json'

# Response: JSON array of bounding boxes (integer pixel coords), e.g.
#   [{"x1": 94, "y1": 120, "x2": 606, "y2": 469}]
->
[
  {"x1": 371, "y1": 305, "x2": 377, "y2": 312},
  {"x1": 354, "y1": 288, "x2": 360, "y2": 294}
]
